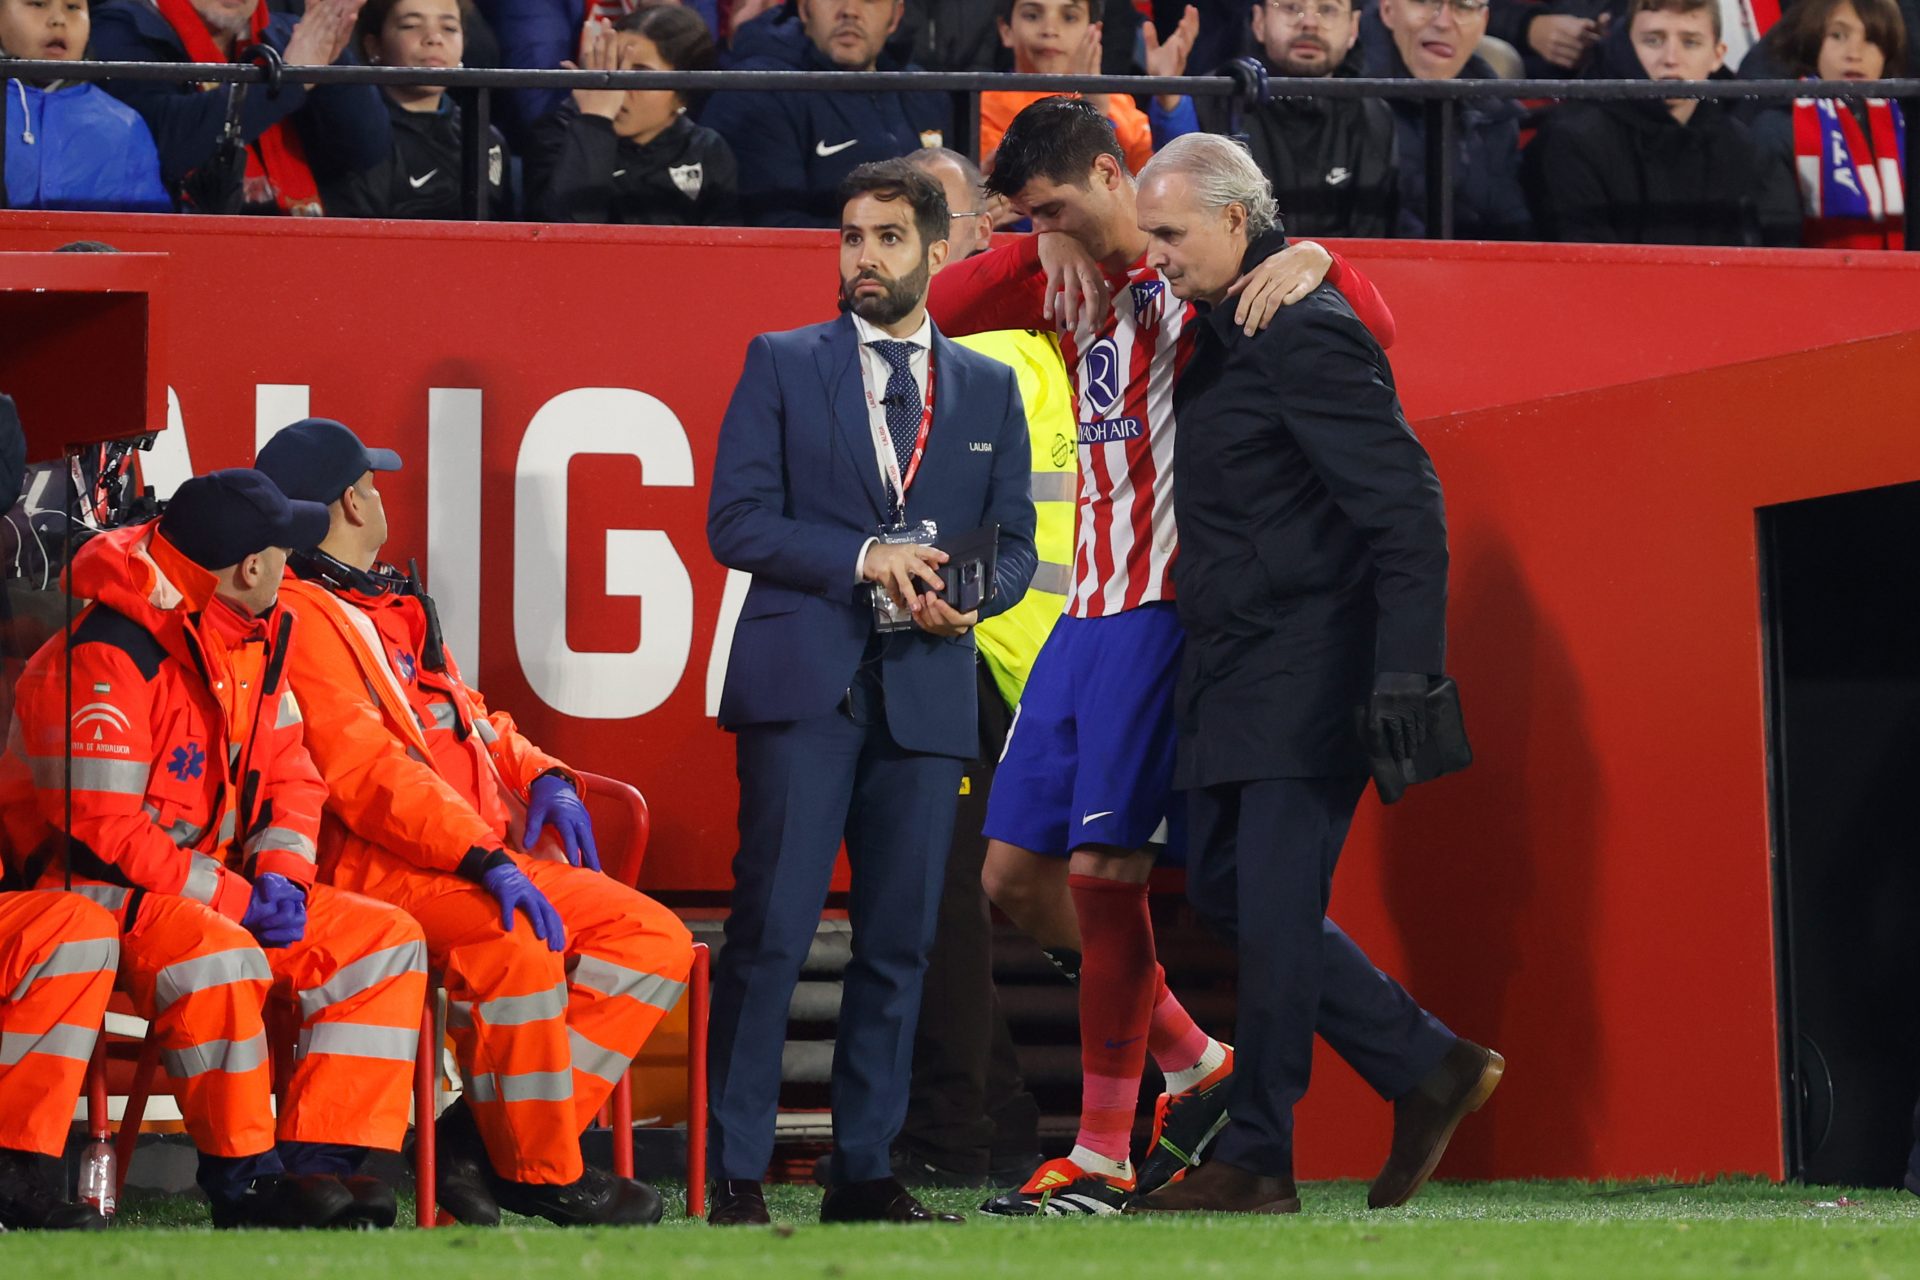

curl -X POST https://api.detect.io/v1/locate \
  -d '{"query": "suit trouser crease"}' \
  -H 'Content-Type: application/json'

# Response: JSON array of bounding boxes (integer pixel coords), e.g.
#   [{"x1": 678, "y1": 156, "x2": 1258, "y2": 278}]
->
[
  {"x1": 362, "y1": 859, "x2": 694, "y2": 1185},
  {"x1": 1187, "y1": 776, "x2": 1454, "y2": 1176},
  {"x1": 711, "y1": 697, "x2": 961, "y2": 1183}
]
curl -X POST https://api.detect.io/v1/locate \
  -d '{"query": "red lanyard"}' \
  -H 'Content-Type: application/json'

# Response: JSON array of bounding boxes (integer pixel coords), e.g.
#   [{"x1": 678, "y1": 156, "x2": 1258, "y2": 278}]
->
[{"x1": 867, "y1": 352, "x2": 936, "y2": 515}]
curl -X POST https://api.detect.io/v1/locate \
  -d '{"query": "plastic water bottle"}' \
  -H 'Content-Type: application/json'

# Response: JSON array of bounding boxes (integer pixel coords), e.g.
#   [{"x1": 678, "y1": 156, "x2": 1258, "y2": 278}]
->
[{"x1": 77, "y1": 1137, "x2": 116, "y2": 1218}]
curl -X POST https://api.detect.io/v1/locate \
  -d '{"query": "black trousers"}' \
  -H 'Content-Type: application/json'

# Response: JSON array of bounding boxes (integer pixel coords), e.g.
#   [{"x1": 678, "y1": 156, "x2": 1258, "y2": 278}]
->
[
  {"x1": 1187, "y1": 775, "x2": 1456, "y2": 1176},
  {"x1": 900, "y1": 660, "x2": 1040, "y2": 1173}
]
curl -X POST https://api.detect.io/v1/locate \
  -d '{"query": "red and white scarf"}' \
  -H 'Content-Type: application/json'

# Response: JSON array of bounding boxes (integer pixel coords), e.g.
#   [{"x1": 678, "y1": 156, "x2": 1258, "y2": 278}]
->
[
  {"x1": 1794, "y1": 95, "x2": 1906, "y2": 251},
  {"x1": 154, "y1": 0, "x2": 324, "y2": 215}
]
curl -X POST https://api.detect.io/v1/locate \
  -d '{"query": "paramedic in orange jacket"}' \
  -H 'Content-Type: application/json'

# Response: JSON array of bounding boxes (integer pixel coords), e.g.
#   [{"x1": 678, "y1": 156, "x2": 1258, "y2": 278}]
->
[
  {"x1": 0, "y1": 890, "x2": 119, "y2": 1230},
  {"x1": 258, "y1": 418, "x2": 693, "y2": 1229},
  {"x1": 0, "y1": 471, "x2": 429, "y2": 1230}
]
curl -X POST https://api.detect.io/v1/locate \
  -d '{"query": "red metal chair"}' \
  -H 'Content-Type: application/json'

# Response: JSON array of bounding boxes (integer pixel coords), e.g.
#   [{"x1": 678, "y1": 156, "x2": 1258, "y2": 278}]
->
[{"x1": 87, "y1": 771, "x2": 710, "y2": 1223}]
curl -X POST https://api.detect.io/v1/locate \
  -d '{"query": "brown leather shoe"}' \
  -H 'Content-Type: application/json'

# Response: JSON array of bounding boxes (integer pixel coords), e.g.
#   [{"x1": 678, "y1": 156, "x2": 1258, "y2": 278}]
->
[
  {"x1": 819, "y1": 1177, "x2": 964, "y2": 1224},
  {"x1": 1368, "y1": 1039, "x2": 1505, "y2": 1209},
  {"x1": 708, "y1": 1180, "x2": 771, "y2": 1226},
  {"x1": 1124, "y1": 1159, "x2": 1300, "y2": 1215}
]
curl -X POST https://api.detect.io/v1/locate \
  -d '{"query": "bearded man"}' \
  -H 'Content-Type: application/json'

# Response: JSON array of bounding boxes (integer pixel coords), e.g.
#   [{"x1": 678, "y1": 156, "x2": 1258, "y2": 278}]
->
[{"x1": 702, "y1": 157, "x2": 1037, "y2": 1227}]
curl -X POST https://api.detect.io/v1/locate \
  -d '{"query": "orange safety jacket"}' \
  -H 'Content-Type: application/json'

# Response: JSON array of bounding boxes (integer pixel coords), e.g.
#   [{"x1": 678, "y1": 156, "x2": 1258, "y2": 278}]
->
[
  {"x1": 0, "y1": 524, "x2": 324, "y2": 924},
  {"x1": 277, "y1": 571, "x2": 575, "y2": 886}
]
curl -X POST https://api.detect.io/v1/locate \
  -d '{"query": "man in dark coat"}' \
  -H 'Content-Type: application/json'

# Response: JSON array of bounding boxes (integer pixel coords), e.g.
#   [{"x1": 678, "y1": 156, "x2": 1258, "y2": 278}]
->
[
  {"x1": 1524, "y1": 0, "x2": 1801, "y2": 245},
  {"x1": 1123, "y1": 134, "x2": 1502, "y2": 1216},
  {"x1": 1362, "y1": 0, "x2": 1531, "y2": 237},
  {"x1": 700, "y1": 0, "x2": 950, "y2": 226},
  {"x1": 1198, "y1": 0, "x2": 1398, "y2": 237}
]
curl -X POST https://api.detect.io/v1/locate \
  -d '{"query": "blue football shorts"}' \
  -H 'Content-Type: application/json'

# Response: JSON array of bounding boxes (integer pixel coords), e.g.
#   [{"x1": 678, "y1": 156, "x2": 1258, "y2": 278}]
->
[{"x1": 982, "y1": 601, "x2": 1187, "y2": 863}]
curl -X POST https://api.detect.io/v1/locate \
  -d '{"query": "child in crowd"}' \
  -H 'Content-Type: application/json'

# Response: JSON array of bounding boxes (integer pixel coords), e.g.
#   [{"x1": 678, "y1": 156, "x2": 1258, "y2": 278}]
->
[
  {"x1": 980, "y1": 0, "x2": 1200, "y2": 173},
  {"x1": 525, "y1": 4, "x2": 737, "y2": 224},
  {"x1": 1754, "y1": 0, "x2": 1906, "y2": 249},
  {"x1": 323, "y1": 0, "x2": 512, "y2": 219},
  {"x1": 0, "y1": 0, "x2": 171, "y2": 211}
]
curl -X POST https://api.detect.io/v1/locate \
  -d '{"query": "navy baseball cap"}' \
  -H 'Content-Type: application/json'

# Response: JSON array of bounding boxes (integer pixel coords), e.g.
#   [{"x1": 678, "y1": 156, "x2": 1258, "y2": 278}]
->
[
  {"x1": 255, "y1": 417, "x2": 403, "y2": 506},
  {"x1": 158, "y1": 469, "x2": 332, "y2": 570}
]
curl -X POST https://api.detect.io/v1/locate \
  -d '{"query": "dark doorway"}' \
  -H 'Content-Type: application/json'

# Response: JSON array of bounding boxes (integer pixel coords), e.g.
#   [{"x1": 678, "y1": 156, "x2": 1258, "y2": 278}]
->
[{"x1": 1762, "y1": 480, "x2": 1920, "y2": 1185}]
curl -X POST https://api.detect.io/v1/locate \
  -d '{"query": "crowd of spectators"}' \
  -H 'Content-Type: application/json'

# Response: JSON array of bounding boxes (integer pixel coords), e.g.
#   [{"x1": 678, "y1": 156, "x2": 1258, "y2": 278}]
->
[{"x1": 0, "y1": 0, "x2": 1909, "y2": 247}]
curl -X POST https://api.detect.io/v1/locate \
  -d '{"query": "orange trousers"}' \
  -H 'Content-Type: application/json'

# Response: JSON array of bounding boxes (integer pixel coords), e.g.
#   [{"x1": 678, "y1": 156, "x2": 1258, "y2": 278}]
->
[
  {"x1": 336, "y1": 855, "x2": 692, "y2": 1184},
  {"x1": 115, "y1": 883, "x2": 427, "y2": 1158},
  {"x1": 0, "y1": 891, "x2": 120, "y2": 1157}
]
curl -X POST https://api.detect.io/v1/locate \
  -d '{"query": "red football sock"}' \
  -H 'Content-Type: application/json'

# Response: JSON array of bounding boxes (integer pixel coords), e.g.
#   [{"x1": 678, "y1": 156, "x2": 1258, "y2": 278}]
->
[
  {"x1": 1146, "y1": 965, "x2": 1210, "y2": 1076},
  {"x1": 1068, "y1": 874, "x2": 1158, "y2": 1168}
]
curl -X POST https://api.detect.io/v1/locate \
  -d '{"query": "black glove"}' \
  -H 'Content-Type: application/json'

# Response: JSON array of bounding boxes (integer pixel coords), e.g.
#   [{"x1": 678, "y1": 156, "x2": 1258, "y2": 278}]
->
[{"x1": 1367, "y1": 672, "x2": 1432, "y2": 765}]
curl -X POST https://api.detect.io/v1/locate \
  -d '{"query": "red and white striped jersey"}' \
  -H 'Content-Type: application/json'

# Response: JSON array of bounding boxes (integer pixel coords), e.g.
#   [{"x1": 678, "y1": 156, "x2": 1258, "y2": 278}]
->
[
  {"x1": 1055, "y1": 259, "x2": 1194, "y2": 617},
  {"x1": 926, "y1": 236, "x2": 1396, "y2": 620}
]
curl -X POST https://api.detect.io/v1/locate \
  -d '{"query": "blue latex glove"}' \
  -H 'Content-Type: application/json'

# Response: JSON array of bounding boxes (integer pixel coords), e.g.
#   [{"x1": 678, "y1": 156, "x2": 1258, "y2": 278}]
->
[
  {"x1": 524, "y1": 774, "x2": 601, "y2": 872},
  {"x1": 240, "y1": 872, "x2": 307, "y2": 949},
  {"x1": 481, "y1": 859, "x2": 566, "y2": 952}
]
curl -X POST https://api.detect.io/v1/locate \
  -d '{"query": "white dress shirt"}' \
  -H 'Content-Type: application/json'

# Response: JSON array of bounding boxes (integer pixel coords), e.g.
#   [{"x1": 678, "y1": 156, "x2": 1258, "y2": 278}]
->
[{"x1": 849, "y1": 310, "x2": 933, "y2": 583}]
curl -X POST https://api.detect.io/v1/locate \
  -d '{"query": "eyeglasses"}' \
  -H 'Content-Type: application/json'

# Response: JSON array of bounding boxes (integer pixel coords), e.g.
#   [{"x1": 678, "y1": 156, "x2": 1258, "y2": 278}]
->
[
  {"x1": 1400, "y1": 0, "x2": 1491, "y2": 16},
  {"x1": 1264, "y1": 1, "x2": 1351, "y2": 22}
]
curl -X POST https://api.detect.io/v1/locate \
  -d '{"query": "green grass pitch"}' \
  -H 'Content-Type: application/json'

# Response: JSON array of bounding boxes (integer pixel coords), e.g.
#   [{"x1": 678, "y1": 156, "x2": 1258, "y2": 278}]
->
[{"x1": 6, "y1": 1179, "x2": 1917, "y2": 1279}]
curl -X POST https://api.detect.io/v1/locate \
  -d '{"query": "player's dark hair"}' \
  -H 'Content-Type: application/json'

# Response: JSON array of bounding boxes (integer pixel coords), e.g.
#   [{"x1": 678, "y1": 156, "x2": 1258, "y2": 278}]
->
[
  {"x1": 840, "y1": 159, "x2": 952, "y2": 254},
  {"x1": 985, "y1": 95, "x2": 1126, "y2": 199}
]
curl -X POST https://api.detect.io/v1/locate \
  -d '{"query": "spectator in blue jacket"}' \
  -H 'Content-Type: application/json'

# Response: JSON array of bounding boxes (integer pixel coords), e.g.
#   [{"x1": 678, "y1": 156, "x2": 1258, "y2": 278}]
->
[
  {"x1": 700, "y1": 0, "x2": 951, "y2": 226},
  {"x1": 1363, "y1": 0, "x2": 1532, "y2": 237},
  {"x1": 1, "y1": 0, "x2": 171, "y2": 209},
  {"x1": 89, "y1": 0, "x2": 390, "y2": 214}
]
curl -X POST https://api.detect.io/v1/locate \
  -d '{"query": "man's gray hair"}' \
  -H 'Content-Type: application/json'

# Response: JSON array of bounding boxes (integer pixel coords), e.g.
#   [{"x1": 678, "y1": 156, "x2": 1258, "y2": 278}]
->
[
  {"x1": 1138, "y1": 134, "x2": 1279, "y2": 238},
  {"x1": 908, "y1": 146, "x2": 985, "y2": 193}
]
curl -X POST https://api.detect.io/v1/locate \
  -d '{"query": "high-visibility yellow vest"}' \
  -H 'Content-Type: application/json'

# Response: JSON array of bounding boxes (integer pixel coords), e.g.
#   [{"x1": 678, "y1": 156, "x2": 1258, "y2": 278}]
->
[{"x1": 956, "y1": 329, "x2": 1077, "y2": 710}]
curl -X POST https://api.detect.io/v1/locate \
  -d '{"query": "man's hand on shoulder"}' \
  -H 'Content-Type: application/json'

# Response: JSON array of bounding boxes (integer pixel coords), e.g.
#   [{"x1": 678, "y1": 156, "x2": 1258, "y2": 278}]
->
[
  {"x1": 863, "y1": 542, "x2": 946, "y2": 611},
  {"x1": 1226, "y1": 239, "x2": 1333, "y2": 337}
]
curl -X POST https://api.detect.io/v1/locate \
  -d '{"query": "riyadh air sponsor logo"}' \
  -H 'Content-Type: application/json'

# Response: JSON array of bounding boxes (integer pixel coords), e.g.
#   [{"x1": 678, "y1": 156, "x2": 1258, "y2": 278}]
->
[
  {"x1": 1078, "y1": 418, "x2": 1142, "y2": 444},
  {"x1": 1081, "y1": 338, "x2": 1123, "y2": 416}
]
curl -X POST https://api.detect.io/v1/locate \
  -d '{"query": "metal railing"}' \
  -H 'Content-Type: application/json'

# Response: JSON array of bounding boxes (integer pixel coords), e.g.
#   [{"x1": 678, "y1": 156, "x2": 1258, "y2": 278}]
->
[{"x1": 4, "y1": 60, "x2": 1916, "y2": 244}]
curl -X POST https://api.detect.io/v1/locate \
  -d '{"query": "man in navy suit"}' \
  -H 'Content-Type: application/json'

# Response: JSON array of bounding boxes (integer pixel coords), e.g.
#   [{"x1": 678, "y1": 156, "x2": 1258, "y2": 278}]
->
[{"x1": 705, "y1": 158, "x2": 1038, "y2": 1226}]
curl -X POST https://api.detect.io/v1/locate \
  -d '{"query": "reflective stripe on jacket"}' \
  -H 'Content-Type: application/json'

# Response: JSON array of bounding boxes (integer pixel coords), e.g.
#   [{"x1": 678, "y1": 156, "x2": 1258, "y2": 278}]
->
[
  {"x1": 0, "y1": 524, "x2": 325, "y2": 921},
  {"x1": 957, "y1": 329, "x2": 1076, "y2": 710},
  {"x1": 278, "y1": 574, "x2": 574, "y2": 879}
]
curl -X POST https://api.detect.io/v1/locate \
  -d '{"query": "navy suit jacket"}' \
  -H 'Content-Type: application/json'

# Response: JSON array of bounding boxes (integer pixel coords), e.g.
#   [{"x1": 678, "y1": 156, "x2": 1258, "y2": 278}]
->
[{"x1": 708, "y1": 314, "x2": 1037, "y2": 760}]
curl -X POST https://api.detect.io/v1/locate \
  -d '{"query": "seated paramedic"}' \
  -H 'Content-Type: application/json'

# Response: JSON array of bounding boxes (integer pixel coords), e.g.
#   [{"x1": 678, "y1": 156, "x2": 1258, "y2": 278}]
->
[{"x1": 257, "y1": 417, "x2": 695, "y2": 1229}]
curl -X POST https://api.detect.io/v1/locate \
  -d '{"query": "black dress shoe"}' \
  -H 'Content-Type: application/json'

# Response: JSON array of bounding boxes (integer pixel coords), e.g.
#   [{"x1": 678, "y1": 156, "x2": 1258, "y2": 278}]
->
[
  {"x1": 494, "y1": 1166, "x2": 663, "y2": 1226},
  {"x1": 333, "y1": 1175, "x2": 397, "y2": 1230},
  {"x1": 209, "y1": 1174, "x2": 357, "y2": 1229},
  {"x1": 820, "y1": 1177, "x2": 964, "y2": 1224},
  {"x1": 415, "y1": 1098, "x2": 500, "y2": 1226},
  {"x1": 0, "y1": 1149, "x2": 109, "y2": 1231},
  {"x1": 708, "y1": 1179, "x2": 770, "y2": 1226}
]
